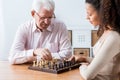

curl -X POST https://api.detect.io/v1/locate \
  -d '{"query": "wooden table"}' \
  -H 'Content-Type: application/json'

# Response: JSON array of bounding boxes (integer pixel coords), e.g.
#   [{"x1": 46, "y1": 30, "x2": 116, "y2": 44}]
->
[{"x1": 0, "y1": 61, "x2": 84, "y2": 80}]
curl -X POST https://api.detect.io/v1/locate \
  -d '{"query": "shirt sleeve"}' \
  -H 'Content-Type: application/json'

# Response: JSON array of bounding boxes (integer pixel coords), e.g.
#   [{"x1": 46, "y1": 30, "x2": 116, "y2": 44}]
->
[
  {"x1": 51, "y1": 23, "x2": 72, "y2": 60},
  {"x1": 8, "y1": 24, "x2": 36, "y2": 64},
  {"x1": 79, "y1": 33, "x2": 120, "y2": 79}
]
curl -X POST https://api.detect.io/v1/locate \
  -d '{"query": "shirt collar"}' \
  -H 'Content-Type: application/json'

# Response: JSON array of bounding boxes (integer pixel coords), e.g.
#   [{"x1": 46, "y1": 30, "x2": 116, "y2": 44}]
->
[
  {"x1": 47, "y1": 25, "x2": 52, "y2": 32},
  {"x1": 32, "y1": 19, "x2": 37, "y2": 32}
]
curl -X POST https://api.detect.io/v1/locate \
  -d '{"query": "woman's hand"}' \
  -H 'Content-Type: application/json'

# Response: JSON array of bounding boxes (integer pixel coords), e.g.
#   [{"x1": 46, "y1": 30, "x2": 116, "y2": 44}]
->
[{"x1": 69, "y1": 55, "x2": 87, "y2": 62}]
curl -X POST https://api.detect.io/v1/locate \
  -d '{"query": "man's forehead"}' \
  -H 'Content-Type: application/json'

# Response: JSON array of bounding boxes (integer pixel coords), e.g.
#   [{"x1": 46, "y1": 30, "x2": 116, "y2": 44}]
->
[{"x1": 38, "y1": 9, "x2": 53, "y2": 16}]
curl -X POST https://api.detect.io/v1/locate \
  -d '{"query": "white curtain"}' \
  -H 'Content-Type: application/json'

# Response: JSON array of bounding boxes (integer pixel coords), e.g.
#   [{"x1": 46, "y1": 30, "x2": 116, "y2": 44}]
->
[{"x1": 0, "y1": 0, "x2": 5, "y2": 60}]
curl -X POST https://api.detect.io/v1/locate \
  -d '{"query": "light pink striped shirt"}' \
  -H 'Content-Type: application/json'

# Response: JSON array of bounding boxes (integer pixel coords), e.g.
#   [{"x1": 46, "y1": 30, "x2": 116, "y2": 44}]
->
[{"x1": 9, "y1": 19, "x2": 72, "y2": 64}]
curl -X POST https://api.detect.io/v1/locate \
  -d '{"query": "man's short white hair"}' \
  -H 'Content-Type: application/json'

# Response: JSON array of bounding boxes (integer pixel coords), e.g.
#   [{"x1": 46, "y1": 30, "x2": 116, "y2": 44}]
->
[{"x1": 32, "y1": 0, "x2": 55, "y2": 12}]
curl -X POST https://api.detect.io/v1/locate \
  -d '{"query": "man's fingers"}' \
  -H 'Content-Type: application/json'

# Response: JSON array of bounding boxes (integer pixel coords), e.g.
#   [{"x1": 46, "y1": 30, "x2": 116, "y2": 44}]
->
[
  {"x1": 35, "y1": 48, "x2": 52, "y2": 60},
  {"x1": 42, "y1": 49, "x2": 52, "y2": 60}
]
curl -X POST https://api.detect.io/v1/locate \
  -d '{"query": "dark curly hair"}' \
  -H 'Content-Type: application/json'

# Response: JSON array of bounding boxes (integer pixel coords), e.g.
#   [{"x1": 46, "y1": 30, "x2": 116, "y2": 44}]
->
[
  {"x1": 99, "y1": 0, "x2": 120, "y2": 36},
  {"x1": 86, "y1": 0, "x2": 120, "y2": 36}
]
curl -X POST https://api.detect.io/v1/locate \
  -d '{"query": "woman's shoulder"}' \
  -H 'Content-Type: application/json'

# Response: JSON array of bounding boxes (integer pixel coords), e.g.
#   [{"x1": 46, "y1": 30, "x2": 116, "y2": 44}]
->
[
  {"x1": 108, "y1": 30, "x2": 120, "y2": 38},
  {"x1": 108, "y1": 30, "x2": 120, "y2": 43}
]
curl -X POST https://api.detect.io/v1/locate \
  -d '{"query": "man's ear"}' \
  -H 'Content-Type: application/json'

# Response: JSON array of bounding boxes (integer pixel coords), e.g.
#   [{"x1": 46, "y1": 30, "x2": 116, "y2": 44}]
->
[{"x1": 31, "y1": 10, "x2": 35, "y2": 17}]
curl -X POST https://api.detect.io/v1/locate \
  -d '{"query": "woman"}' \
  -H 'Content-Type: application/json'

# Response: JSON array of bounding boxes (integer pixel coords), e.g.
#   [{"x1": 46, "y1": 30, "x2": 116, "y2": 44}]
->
[{"x1": 69, "y1": 0, "x2": 120, "y2": 80}]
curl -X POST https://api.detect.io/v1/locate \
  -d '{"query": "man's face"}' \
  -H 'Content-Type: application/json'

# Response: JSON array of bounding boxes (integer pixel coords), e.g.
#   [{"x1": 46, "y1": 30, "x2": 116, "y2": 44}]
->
[{"x1": 34, "y1": 8, "x2": 54, "y2": 30}]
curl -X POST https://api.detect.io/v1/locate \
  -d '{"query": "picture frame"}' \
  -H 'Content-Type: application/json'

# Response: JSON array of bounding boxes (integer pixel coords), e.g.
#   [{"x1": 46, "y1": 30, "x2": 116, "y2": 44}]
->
[
  {"x1": 72, "y1": 30, "x2": 91, "y2": 47},
  {"x1": 91, "y1": 30, "x2": 99, "y2": 46},
  {"x1": 68, "y1": 30, "x2": 72, "y2": 45},
  {"x1": 73, "y1": 48, "x2": 90, "y2": 57}
]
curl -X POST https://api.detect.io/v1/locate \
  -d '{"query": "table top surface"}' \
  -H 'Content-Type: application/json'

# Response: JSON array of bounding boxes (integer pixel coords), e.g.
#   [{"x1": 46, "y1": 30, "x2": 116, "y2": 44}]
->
[{"x1": 0, "y1": 61, "x2": 84, "y2": 80}]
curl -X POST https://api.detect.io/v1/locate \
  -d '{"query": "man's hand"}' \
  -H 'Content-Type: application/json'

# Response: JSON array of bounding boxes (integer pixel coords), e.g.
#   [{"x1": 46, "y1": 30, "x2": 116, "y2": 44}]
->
[{"x1": 33, "y1": 48, "x2": 52, "y2": 60}]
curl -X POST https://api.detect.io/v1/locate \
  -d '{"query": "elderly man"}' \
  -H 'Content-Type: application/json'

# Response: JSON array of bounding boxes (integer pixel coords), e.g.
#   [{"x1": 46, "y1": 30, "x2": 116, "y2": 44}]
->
[{"x1": 9, "y1": 0, "x2": 72, "y2": 64}]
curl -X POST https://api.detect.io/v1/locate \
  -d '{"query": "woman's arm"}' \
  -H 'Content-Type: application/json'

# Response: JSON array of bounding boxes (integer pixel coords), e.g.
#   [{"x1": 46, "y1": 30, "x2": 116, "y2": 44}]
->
[{"x1": 79, "y1": 32, "x2": 120, "y2": 80}]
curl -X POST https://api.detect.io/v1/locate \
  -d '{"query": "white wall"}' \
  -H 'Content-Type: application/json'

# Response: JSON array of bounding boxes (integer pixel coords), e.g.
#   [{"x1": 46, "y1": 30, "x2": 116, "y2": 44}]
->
[
  {"x1": 0, "y1": 0, "x2": 93, "y2": 60},
  {"x1": 0, "y1": 0, "x2": 5, "y2": 60},
  {"x1": 0, "y1": 0, "x2": 32, "y2": 60},
  {"x1": 54, "y1": 0, "x2": 92, "y2": 29}
]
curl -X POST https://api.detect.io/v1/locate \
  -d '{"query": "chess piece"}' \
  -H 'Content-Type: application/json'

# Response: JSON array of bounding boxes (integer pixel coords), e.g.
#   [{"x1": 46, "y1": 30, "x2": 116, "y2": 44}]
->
[{"x1": 33, "y1": 61, "x2": 36, "y2": 67}]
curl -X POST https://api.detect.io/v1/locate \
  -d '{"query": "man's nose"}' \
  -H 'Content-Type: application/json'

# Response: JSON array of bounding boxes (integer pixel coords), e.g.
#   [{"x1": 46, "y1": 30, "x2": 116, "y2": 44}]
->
[{"x1": 44, "y1": 18, "x2": 50, "y2": 24}]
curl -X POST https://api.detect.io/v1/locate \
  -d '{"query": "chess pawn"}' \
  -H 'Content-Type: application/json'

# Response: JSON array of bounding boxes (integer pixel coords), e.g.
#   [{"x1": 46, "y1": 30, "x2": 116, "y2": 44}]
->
[
  {"x1": 38, "y1": 61, "x2": 42, "y2": 68},
  {"x1": 39, "y1": 61, "x2": 42, "y2": 68},
  {"x1": 44, "y1": 60, "x2": 48, "y2": 65},
  {"x1": 33, "y1": 61, "x2": 36, "y2": 67},
  {"x1": 52, "y1": 59, "x2": 55, "y2": 65},
  {"x1": 42, "y1": 60, "x2": 44, "y2": 65},
  {"x1": 36, "y1": 60, "x2": 39, "y2": 67},
  {"x1": 44, "y1": 60, "x2": 48, "y2": 67},
  {"x1": 41, "y1": 60, "x2": 45, "y2": 68},
  {"x1": 50, "y1": 61, "x2": 54, "y2": 69}
]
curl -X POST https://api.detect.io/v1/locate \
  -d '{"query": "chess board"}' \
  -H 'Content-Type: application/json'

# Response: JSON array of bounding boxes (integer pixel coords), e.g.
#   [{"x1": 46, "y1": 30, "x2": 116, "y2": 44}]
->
[{"x1": 28, "y1": 59, "x2": 81, "y2": 74}]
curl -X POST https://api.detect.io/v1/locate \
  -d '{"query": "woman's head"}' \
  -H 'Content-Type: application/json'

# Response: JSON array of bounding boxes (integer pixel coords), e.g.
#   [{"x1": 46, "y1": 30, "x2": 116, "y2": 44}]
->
[
  {"x1": 86, "y1": 0, "x2": 120, "y2": 36},
  {"x1": 85, "y1": 0, "x2": 101, "y2": 27}
]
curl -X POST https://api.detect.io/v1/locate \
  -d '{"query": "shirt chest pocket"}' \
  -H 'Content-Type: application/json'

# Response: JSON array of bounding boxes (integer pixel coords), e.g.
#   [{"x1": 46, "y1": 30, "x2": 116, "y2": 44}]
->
[{"x1": 45, "y1": 42, "x2": 59, "y2": 53}]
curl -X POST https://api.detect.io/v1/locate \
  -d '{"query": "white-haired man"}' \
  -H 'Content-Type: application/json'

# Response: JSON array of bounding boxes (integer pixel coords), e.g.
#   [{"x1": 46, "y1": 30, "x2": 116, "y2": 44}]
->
[{"x1": 9, "y1": 0, "x2": 72, "y2": 64}]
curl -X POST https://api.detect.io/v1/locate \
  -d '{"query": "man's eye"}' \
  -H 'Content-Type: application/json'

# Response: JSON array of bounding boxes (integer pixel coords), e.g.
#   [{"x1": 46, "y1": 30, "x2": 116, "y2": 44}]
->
[
  {"x1": 48, "y1": 17, "x2": 52, "y2": 19},
  {"x1": 40, "y1": 17, "x2": 45, "y2": 19},
  {"x1": 40, "y1": 17, "x2": 52, "y2": 20}
]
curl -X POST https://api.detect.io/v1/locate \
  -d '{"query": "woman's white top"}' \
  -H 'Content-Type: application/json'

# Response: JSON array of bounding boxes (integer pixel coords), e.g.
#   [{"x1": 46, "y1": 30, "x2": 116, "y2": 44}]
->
[{"x1": 79, "y1": 30, "x2": 120, "y2": 80}]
